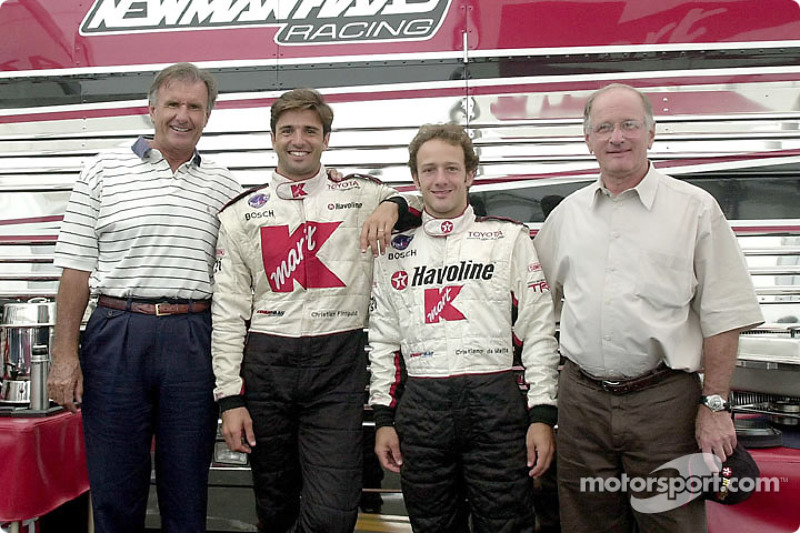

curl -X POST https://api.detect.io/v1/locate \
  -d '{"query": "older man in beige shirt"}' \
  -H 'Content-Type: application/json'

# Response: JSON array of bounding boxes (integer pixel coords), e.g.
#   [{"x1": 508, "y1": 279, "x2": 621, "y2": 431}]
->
[{"x1": 535, "y1": 83, "x2": 763, "y2": 532}]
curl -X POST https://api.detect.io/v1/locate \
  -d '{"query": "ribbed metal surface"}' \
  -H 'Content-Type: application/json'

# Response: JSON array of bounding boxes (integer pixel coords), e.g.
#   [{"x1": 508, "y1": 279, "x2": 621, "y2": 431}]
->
[{"x1": 2, "y1": 34, "x2": 800, "y2": 312}]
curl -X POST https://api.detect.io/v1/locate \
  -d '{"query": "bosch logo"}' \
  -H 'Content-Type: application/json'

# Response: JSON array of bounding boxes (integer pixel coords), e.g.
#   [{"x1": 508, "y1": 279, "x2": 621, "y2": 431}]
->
[
  {"x1": 391, "y1": 270, "x2": 409, "y2": 291},
  {"x1": 80, "y1": 0, "x2": 453, "y2": 46},
  {"x1": 388, "y1": 249, "x2": 417, "y2": 260},
  {"x1": 248, "y1": 193, "x2": 269, "y2": 208},
  {"x1": 245, "y1": 210, "x2": 275, "y2": 221}
]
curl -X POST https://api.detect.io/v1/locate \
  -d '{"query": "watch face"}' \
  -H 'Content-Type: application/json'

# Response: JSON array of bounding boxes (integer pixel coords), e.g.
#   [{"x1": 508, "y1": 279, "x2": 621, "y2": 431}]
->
[{"x1": 703, "y1": 395, "x2": 727, "y2": 411}]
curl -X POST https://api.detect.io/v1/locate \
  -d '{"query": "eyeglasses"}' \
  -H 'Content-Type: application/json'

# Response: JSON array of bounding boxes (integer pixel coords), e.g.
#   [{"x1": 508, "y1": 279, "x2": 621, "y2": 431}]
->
[{"x1": 591, "y1": 120, "x2": 646, "y2": 136}]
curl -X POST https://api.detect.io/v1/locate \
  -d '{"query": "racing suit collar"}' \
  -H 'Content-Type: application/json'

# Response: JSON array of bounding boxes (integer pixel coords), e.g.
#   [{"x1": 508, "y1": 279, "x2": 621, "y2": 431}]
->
[
  {"x1": 421, "y1": 205, "x2": 474, "y2": 237},
  {"x1": 272, "y1": 166, "x2": 327, "y2": 200}
]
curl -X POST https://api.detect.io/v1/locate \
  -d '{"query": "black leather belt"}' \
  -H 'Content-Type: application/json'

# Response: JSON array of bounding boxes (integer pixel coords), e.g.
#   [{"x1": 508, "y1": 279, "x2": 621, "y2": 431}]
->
[
  {"x1": 579, "y1": 363, "x2": 680, "y2": 394},
  {"x1": 98, "y1": 295, "x2": 211, "y2": 316}
]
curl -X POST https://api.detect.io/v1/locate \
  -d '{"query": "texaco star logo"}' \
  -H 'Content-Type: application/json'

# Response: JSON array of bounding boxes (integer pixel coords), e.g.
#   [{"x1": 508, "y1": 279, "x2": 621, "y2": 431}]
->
[
  {"x1": 440, "y1": 221, "x2": 454, "y2": 234},
  {"x1": 391, "y1": 270, "x2": 409, "y2": 290}
]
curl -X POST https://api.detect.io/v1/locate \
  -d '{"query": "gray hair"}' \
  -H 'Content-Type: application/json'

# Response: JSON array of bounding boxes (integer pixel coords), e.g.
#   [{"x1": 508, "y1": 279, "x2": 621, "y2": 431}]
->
[
  {"x1": 149, "y1": 62, "x2": 218, "y2": 114},
  {"x1": 583, "y1": 83, "x2": 655, "y2": 135}
]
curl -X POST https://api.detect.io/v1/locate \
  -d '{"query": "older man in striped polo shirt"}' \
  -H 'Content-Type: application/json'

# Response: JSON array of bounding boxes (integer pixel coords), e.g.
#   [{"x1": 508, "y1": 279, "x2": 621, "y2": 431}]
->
[{"x1": 48, "y1": 63, "x2": 242, "y2": 533}]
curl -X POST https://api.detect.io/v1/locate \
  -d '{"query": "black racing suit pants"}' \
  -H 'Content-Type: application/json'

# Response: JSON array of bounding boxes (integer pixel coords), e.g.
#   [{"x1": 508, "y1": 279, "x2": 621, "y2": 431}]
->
[
  {"x1": 243, "y1": 329, "x2": 367, "y2": 533},
  {"x1": 395, "y1": 372, "x2": 536, "y2": 533}
]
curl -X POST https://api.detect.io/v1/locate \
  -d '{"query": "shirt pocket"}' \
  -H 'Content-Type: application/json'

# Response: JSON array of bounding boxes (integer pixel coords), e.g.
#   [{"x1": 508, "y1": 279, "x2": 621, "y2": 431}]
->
[{"x1": 634, "y1": 249, "x2": 695, "y2": 310}]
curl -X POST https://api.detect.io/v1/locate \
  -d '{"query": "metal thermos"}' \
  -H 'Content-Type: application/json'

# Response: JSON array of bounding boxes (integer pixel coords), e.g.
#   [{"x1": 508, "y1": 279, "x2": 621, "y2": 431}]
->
[{"x1": 30, "y1": 343, "x2": 50, "y2": 411}]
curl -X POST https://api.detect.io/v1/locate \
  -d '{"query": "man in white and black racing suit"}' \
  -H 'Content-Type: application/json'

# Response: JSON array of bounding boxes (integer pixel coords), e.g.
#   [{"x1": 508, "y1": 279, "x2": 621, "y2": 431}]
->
[
  {"x1": 211, "y1": 89, "x2": 419, "y2": 533},
  {"x1": 369, "y1": 123, "x2": 560, "y2": 533}
]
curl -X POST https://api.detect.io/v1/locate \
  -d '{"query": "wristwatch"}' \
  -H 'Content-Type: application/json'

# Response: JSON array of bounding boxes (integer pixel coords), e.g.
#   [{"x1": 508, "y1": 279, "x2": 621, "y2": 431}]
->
[{"x1": 700, "y1": 394, "x2": 731, "y2": 412}]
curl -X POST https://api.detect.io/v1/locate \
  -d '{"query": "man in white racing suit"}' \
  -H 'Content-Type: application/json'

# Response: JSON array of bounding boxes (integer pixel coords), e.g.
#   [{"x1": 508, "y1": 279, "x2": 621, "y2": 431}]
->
[
  {"x1": 369, "y1": 123, "x2": 560, "y2": 533},
  {"x1": 211, "y1": 88, "x2": 418, "y2": 532}
]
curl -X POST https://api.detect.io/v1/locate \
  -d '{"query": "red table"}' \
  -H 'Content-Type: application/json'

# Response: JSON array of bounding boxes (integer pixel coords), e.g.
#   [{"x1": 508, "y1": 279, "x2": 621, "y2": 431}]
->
[
  {"x1": 707, "y1": 446, "x2": 800, "y2": 533},
  {"x1": 0, "y1": 410, "x2": 89, "y2": 524}
]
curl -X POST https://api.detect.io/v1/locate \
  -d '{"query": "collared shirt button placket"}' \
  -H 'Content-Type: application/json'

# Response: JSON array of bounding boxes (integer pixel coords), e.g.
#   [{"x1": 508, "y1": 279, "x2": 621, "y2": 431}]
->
[{"x1": 601, "y1": 196, "x2": 626, "y2": 353}]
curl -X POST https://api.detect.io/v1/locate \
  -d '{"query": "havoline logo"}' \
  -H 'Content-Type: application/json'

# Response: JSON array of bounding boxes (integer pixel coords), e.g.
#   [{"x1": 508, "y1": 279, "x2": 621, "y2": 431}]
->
[{"x1": 79, "y1": 0, "x2": 452, "y2": 46}]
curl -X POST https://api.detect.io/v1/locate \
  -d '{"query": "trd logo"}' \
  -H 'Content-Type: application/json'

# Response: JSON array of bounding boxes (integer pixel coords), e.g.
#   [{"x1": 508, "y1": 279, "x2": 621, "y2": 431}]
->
[{"x1": 528, "y1": 280, "x2": 549, "y2": 293}]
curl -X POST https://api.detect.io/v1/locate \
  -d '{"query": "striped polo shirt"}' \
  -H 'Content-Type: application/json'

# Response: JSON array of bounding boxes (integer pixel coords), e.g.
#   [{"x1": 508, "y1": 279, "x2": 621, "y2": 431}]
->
[{"x1": 54, "y1": 136, "x2": 242, "y2": 300}]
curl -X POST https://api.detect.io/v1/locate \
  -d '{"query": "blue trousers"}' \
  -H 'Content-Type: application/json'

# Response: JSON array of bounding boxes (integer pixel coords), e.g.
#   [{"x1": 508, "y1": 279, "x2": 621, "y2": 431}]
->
[{"x1": 80, "y1": 305, "x2": 217, "y2": 533}]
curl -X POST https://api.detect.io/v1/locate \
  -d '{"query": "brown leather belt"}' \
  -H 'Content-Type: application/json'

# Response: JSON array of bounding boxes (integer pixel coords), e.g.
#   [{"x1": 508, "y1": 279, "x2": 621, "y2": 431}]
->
[
  {"x1": 579, "y1": 362, "x2": 680, "y2": 394},
  {"x1": 98, "y1": 295, "x2": 211, "y2": 316}
]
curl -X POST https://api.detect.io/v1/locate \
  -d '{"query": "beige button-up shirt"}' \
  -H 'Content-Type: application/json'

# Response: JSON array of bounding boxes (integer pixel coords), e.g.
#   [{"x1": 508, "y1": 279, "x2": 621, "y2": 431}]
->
[{"x1": 535, "y1": 164, "x2": 763, "y2": 379}]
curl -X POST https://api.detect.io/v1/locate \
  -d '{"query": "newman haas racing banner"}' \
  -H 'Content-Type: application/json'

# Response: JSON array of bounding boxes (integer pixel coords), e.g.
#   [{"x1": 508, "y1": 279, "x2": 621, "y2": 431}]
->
[{"x1": 79, "y1": 0, "x2": 453, "y2": 45}]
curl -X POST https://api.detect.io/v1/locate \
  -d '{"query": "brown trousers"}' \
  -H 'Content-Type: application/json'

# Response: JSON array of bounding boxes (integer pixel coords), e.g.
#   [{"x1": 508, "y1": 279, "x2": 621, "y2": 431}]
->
[{"x1": 557, "y1": 359, "x2": 707, "y2": 532}]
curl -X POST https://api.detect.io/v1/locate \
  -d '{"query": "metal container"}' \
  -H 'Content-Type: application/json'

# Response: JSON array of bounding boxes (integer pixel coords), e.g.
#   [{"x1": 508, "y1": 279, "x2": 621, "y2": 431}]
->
[
  {"x1": 1, "y1": 298, "x2": 56, "y2": 404},
  {"x1": 733, "y1": 334, "x2": 800, "y2": 397},
  {"x1": 770, "y1": 400, "x2": 800, "y2": 428},
  {"x1": 0, "y1": 379, "x2": 30, "y2": 403},
  {"x1": 29, "y1": 344, "x2": 50, "y2": 411}
]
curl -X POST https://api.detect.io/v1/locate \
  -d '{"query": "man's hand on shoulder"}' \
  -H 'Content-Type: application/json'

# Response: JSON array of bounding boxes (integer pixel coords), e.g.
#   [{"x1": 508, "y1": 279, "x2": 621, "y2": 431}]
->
[
  {"x1": 361, "y1": 202, "x2": 399, "y2": 257},
  {"x1": 221, "y1": 406, "x2": 256, "y2": 453},
  {"x1": 326, "y1": 168, "x2": 344, "y2": 182}
]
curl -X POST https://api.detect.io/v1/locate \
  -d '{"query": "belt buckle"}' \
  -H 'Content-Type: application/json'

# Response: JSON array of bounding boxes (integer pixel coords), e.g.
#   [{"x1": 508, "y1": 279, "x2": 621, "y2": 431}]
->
[
  {"x1": 154, "y1": 303, "x2": 172, "y2": 317},
  {"x1": 601, "y1": 380, "x2": 620, "y2": 392}
]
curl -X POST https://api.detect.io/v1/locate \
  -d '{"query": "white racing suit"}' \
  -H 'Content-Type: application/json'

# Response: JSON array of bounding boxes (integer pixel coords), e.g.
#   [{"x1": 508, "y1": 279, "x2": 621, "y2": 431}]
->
[
  {"x1": 368, "y1": 205, "x2": 559, "y2": 533},
  {"x1": 211, "y1": 167, "x2": 417, "y2": 533}
]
